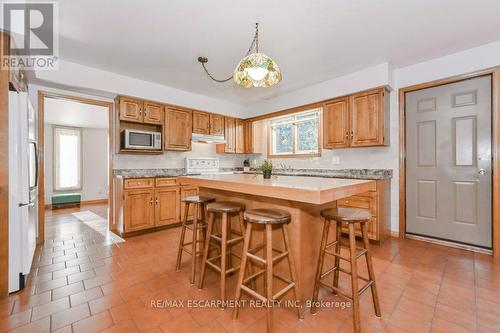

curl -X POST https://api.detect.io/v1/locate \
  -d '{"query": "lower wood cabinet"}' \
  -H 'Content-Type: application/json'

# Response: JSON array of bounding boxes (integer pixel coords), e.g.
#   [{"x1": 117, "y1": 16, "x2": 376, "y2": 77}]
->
[
  {"x1": 336, "y1": 179, "x2": 390, "y2": 242},
  {"x1": 115, "y1": 177, "x2": 195, "y2": 236},
  {"x1": 155, "y1": 187, "x2": 180, "y2": 226},
  {"x1": 123, "y1": 188, "x2": 155, "y2": 232}
]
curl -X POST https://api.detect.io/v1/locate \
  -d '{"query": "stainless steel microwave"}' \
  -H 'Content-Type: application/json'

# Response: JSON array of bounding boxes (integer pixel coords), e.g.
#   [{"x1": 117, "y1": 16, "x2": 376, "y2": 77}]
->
[{"x1": 121, "y1": 129, "x2": 162, "y2": 150}]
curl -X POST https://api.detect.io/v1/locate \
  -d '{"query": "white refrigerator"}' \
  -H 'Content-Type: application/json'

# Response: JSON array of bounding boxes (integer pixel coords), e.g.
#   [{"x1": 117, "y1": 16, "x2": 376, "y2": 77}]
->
[{"x1": 8, "y1": 90, "x2": 38, "y2": 292}]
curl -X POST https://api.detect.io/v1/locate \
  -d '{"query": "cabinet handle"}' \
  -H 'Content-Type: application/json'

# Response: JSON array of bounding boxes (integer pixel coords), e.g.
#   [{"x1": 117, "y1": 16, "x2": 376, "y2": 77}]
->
[
  {"x1": 150, "y1": 197, "x2": 153, "y2": 205},
  {"x1": 155, "y1": 197, "x2": 159, "y2": 204},
  {"x1": 345, "y1": 131, "x2": 349, "y2": 139},
  {"x1": 350, "y1": 131, "x2": 354, "y2": 139}
]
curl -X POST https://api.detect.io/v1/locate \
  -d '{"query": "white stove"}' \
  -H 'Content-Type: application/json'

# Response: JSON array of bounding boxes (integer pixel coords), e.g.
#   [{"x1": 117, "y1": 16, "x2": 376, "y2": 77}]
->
[{"x1": 185, "y1": 157, "x2": 233, "y2": 175}]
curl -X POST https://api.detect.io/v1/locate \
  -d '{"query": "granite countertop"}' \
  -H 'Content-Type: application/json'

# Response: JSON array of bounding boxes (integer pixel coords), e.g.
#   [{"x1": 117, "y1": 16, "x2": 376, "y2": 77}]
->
[
  {"x1": 113, "y1": 168, "x2": 392, "y2": 180},
  {"x1": 247, "y1": 168, "x2": 392, "y2": 180},
  {"x1": 113, "y1": 168, "x2": 198, "y2": 179}
]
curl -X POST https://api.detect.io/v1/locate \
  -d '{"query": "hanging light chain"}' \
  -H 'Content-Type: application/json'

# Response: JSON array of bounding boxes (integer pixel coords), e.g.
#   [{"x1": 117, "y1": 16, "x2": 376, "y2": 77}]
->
[{"x1": 198, "y1": 23, "x2": 260, "y2": 83}]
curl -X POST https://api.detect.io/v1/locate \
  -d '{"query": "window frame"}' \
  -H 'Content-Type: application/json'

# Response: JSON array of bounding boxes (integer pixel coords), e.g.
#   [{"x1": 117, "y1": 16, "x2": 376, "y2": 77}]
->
[
  {"x1": 267, "y1": 108, "x2": 322, "y2": 158},
  {"x1": 53, "y1": 126, "x2": 83, "y2": 192}
]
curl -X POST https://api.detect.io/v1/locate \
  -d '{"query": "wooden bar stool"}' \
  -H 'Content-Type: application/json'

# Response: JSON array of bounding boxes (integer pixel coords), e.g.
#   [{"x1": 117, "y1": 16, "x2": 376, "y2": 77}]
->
[
  {"x1": 234, "y1": 209, "x2": 302, "y2": 333},
  {"x1": 311, "y1": 207, "x2": 381, "y2": 333},
  {"x1": 198, "y1": 201, "x2": 246, "y2": 303},
  {"x1": 175, "y1": 195, "x2": 215, "y2": 285}
]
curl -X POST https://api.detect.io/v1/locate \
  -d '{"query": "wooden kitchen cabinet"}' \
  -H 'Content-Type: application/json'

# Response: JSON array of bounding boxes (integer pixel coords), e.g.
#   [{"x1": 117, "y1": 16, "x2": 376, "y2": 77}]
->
[
  {"x1": 164, "y1": 106, "x2": 192, "y2": 151},
  {"x1": 244, "y1": 120, "x2": 263, "y2": 153},
  {"x1": 180, "y1": 186, "x2": 199, "y2": 221},
  {"x1": 143, "y1": 101, "x2": 164, "y2": 125},
  {"x1": 235, "y1": 119, "x2": 245, "y2": 153},
  {"x1": 115, "y1": 177, "x2": 192, "y2": 236},
  {"x1": 323, "y1": 88, "x2": 389, "y2": 149},
  {"x1": 217, "y1": 117, "x2": 261, "y2": 154},
  {"x1": 323, "y1": 97, "x2": 350, "y2": 148},
  {"x1": 155, "y1": 187, "x2": 180, "y2": 226},
  {"x1": 336, "y1": 179, "x2": 390, "y2": 241},
  {"x1": 119, "y1": 97, "x2": 143, "y2": 123},
  {"x1": 350, "y1": 89, "x2": 387, "y2": 147},
  {"x1": 222, "y1": 117, "x2": 236, "y2": 153},
  {"x1": 210, "y1": 114, "x2": 225, "y2": 135},
  {"x1": 193, "y1": 110, "x2": 210, "y2": 134},
  {"x1": 124, "y1": 188, "x2": 155, "y2": 232}
]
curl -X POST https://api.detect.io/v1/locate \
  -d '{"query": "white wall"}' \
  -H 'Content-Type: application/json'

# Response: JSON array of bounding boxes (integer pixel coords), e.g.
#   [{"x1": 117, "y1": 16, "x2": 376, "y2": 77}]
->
[
  {"x1": 113, "y1": 142, "x2": 248, "y2": 170},
  {"x1": 44, "y1": 125, "x2": 109, "y2": 202}
]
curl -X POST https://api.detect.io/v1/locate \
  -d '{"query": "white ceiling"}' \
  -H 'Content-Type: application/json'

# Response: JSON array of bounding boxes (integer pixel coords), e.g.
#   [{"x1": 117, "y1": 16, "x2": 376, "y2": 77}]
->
[
  {"x1": 44, "y1": 98, "x2": 109, "y2": 129},
  {"x1": 58, "y1": 0, "x2": 500, "y2": 105}
]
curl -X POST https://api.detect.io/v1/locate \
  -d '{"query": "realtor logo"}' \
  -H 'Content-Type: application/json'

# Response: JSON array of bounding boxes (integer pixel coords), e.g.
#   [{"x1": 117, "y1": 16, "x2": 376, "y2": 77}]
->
[{"x1": 1, "y1": 1, "x2": 59, "y2": 70}]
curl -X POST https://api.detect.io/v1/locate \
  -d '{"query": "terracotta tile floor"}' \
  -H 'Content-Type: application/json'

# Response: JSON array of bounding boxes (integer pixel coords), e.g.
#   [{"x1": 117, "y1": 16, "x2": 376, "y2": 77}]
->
[{"x1": 2, "y1": 204, "x2": 500, "y2": 332}]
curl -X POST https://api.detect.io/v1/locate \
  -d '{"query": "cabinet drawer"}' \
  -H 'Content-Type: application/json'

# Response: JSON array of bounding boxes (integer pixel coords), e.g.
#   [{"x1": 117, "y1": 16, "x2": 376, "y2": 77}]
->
[
  {"x1": 124, "y1": 178, "x2": 154, "y2": 189},
  {"x1": 337, "y1": 193, "x2": 377, "y2": 216},
  {"x1": 155, "y1": 177, "x2": 177, "y2": 187}
]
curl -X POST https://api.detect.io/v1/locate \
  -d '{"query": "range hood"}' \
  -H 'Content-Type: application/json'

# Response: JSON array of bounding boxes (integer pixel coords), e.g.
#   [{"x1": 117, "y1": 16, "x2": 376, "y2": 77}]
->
[{"x1": 191, "y1": 133, "x2": 226, "y2": 144}]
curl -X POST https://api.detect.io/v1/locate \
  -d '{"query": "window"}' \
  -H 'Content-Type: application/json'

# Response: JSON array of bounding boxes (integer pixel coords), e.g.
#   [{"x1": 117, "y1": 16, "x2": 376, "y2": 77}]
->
[
  {"x1": 54, "y1": 126, "x2": 82, "y2": 191},
  {"x1": 268, "y1": 109, "x2": 321, "y2": 157}
]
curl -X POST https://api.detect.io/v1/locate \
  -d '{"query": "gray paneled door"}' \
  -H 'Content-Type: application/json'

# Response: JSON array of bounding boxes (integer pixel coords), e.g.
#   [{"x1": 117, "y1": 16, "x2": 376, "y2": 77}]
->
[{"x1": 406, "y1": 76, "x2": 492, "y2": 248}]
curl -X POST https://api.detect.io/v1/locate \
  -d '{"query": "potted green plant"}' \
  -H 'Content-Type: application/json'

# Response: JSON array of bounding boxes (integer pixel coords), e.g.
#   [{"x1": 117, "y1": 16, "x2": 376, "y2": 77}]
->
[{"x1": 257, "y1": 160, "x2": 273, "y2": 179}]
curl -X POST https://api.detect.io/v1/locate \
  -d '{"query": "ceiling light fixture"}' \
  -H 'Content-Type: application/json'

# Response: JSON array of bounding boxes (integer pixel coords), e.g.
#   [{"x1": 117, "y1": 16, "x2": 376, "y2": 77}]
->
[{"x1": 197, "y1": 23, "x2": 281, "y2": 88}]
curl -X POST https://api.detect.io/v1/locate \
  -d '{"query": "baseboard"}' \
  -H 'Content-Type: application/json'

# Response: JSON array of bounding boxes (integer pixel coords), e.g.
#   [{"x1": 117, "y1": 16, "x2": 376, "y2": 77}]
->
[{"x1": 80, "y1": 199, "x2": 108, "y2": 206}]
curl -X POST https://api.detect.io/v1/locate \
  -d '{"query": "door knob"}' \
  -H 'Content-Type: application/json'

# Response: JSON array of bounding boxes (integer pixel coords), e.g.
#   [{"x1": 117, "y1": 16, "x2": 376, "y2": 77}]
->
[{"x1": 478, "y1": 169, "x2": 486, "y2": 175}]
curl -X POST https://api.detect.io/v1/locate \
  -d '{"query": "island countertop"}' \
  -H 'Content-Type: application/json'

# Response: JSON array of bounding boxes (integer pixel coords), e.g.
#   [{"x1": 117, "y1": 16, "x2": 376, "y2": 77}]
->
[{"x1": 178, "y1": 173, "x2": 376, "y2": 205}]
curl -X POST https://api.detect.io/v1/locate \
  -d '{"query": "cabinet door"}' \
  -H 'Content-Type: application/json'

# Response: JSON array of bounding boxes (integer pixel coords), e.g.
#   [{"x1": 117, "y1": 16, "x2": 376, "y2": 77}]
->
[
  {"x1": 235, "y1": 119, "x2": 245, "y2": 153},
  {"x1": 244, "y1": 120, "x2": 253, "y2": 153},
  {"x1": 180, "y1": 186, "x2": 199, "y2": 221},
  {"x1": 143, "y1": 101, "x2": 164, "y2": 125},
  {"x1": 210, "y1": 114, "x2": 225, "y2": 135},
  {"x1": 323, "y1": 97, "x2": 350, "y2": 148},
  {"x1": 350, "y1": 89, "x2": 385, "y2": 147},
  {"x1": 119, "y1": 97, "x2": 143, "y2": 123},
  {"x1": 224, "y1": 117, "x2": 236, "y2": 153},
  {"x1": 155, "y1": 187, "x2": 180, "y2": 226},
  {"x1": 193, "y1": 111, "x2": 210, "y2": 134},
  {"x1": 124, "y1": 189, "x2": 155, "y2": 232},
  {"x1": 164, "y1": 107, "x2": 192, "y2": 151}
]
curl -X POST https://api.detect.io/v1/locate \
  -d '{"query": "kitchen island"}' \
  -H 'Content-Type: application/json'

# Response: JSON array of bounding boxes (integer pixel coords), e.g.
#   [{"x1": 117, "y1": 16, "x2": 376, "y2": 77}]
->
[{"x1": 177, "y1": 173, "x2": 387, "y2": 303}]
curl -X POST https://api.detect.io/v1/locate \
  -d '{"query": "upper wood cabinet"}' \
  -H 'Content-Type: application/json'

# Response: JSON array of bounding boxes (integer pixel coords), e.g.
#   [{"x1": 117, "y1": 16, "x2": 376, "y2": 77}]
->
[
  {"x1": 244, "y1": 120, "x2": 263, "y2": 154},
  {"x1": 323, "y1": 88, "x2": 389, "y2": 149},
  {"x1": 223, "y1": 117, "x2": 236, "y2": 153},
  {"x1": 350, "y1": 89, "x2": 387, "y2": 147},
  {"x1": 210, "y1": 114, "x2": 225, "y2": 135},
  {"x1": 235, "y1": 119, "x2": 245, "y2": 153},
  {"x1": 143, "y1": 101, "x2": 164, "y2": 125},
  {"x1": 192, "y1": 111, "x2": 210, "y2": 134},
  {"x1": 164, "y1": 106, "x2": 192, "y2": 151},
  {"x1": 124, "y1": 188, "x2": 155, "y2": 232},
  {"x1": 323, "y1": 97, "x2": 350, "y2": 148},
  {"x1": 119, "y1": 97, "x2": 143, "y2": 123}
]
